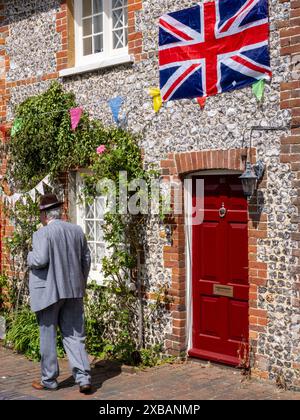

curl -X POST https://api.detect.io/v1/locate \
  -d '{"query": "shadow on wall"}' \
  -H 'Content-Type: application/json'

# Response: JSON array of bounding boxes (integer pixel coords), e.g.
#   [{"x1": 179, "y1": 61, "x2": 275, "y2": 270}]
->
[{"x1": 248, "y1": 189, "x2": 265, "y2": 228}]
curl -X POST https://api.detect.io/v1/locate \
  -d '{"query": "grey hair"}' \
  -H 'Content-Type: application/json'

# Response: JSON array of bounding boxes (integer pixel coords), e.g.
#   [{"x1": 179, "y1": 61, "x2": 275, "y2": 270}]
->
[{"x1": 45, "y1": 207, "x2": 62, "y2": 220}]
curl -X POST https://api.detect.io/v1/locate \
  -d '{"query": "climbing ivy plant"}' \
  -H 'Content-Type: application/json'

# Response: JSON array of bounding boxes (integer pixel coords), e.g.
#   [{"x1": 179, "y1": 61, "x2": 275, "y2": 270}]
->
[{"x1": 8, "y1": 81, "x2": 108, "y2": 190}]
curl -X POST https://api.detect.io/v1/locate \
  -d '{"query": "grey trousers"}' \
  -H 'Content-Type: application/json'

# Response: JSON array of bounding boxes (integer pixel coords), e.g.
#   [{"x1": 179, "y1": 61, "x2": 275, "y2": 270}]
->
[{"x1": 36, "y1": 298, "x2": 91, "y2": 389}]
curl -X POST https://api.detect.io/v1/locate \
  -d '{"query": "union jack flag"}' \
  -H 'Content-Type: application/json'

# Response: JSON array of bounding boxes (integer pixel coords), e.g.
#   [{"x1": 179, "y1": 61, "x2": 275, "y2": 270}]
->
[{"x1": 159, "y1": 0, "x2": 272, "y2": 102}]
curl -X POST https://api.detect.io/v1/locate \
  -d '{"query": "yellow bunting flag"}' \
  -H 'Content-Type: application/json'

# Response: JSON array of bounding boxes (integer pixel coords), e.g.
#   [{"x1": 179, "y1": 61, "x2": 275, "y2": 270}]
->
[{"x1": 149, "y1": 88, "x2": 162, "y2": 113}]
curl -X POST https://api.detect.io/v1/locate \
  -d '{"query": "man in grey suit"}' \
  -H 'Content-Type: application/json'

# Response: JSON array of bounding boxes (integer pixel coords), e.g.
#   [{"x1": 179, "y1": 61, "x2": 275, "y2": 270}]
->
[{"x1": 27, "y1": 194, "x2": 92, "y2": 394}]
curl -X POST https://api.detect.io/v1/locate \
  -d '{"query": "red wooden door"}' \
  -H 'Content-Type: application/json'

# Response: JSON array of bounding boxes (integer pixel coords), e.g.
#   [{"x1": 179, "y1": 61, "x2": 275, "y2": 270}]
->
[{"x1": 189, "y1": 175, "x2": 249, "y2": 366}]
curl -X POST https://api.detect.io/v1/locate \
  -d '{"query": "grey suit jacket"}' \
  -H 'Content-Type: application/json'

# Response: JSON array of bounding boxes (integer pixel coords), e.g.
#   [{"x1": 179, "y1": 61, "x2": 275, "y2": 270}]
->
[{"x1": 27, "y1": 219, "x2": 91, "y2": 313}]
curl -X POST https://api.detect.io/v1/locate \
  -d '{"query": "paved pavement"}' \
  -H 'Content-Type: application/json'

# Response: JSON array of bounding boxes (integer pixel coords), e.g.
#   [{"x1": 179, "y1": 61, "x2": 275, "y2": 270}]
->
[{"x1": 0, "y1": 345, "x2": 299, "y2": 400}]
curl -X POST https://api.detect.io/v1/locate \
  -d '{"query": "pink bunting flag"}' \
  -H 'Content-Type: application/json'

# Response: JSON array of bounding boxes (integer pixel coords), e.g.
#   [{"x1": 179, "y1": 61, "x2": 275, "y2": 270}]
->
[
  {"x1": 70, "y1": 107, "x2": 83, "y2": 131},
  {"x1": 196, "y1": 97, "x2": 206, "y2": 109}
]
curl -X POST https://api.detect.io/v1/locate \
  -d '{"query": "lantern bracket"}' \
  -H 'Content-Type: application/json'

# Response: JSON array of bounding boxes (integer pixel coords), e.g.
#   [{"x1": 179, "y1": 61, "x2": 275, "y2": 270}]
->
[{"x1": 253, "y1": 159, "x2": 265, "y2": 180}]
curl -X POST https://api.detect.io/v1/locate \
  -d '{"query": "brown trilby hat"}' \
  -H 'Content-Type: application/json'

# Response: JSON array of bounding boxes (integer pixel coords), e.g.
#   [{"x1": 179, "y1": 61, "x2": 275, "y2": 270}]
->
[{"x1": 39, "y1": 194, "x2": 63, "y2": 211}]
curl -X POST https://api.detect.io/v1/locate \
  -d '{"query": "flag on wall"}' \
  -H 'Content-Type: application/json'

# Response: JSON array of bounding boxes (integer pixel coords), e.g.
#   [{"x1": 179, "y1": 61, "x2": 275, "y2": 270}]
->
[{"x1": 159, "y1": 0, "x2": 272, "y2": 102}]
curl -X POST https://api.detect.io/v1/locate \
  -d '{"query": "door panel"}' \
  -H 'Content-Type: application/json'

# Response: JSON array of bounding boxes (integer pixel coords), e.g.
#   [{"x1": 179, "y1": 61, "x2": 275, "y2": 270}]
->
[
  {"x1": 200, "y1": 222, "x2": 219, "y2": 282},
  {"x1": 189, "y1": 175, "x2": 249, "y2": 366},
  {"x1": 200, "y1": 296, "x2": 221, "y2": 338},
  {"x1": 228, "y1": 300, "x2": 249, "y2": 342},
  {"x1": 227, "y1": 222, "x2": 248, "y2": 285}
]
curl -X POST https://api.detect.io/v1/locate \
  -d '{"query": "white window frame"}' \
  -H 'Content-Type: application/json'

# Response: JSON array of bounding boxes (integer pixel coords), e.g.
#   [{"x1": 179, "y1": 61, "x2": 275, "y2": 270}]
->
[
  {"x1": 76, "y1": 172, "x2": 107, "y2": 285},
  {"x1": 74, "y1": 0, "x2": 128, "y2": 68}
]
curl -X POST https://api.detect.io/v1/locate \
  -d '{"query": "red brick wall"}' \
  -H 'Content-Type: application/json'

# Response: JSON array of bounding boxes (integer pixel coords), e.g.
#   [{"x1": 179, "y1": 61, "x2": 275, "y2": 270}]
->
[
  {"x1": 0, "y1": 3, "x2": 12, "y2": 275},
  {"x1": 128, "y1": 0, "x2": 143, "y2": 61}
]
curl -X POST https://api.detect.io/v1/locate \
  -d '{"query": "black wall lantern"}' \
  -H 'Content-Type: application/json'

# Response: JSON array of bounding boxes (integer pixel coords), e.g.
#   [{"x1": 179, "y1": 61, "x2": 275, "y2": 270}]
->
[
  {"x1": 239, "y1": 160, "x2": 265, "y2": 199},
  {"x1": 239, "y1": 126, "x2": 266, "y2": 199}
]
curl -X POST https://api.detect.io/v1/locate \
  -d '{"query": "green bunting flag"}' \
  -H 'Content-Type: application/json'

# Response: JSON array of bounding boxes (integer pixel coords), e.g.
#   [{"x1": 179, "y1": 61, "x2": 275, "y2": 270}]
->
[
  {"x1": 11, "y1": 118, "x2": 23, "y2": 137},
  {"x1": 252, "y1": 79, "x2": 265, "y2": 102}
]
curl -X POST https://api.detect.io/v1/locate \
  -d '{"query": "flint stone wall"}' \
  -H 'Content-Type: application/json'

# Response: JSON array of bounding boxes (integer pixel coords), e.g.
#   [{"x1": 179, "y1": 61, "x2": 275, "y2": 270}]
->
[{"x1": 3, "y1": 0, "x2": 300, "y2": 386}]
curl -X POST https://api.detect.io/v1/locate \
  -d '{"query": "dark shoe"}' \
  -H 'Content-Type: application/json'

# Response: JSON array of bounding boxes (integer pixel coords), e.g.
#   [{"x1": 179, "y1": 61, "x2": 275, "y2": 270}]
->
[
  {"x1": 79, "y1": 384, "x2": 92, "y2": 394},
  {"x1": 32, "y1": 381, "x2": 58, "y2": 391}
]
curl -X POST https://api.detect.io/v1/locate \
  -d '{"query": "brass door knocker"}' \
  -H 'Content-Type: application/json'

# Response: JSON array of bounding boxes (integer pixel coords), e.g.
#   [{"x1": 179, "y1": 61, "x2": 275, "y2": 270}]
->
[{"x1": 219, "y1": 203, "x2": 227, "y2": 218}]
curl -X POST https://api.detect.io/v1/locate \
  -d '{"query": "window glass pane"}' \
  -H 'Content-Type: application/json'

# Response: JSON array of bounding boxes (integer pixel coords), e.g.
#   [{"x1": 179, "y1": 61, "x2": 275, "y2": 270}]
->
[
  {"x1": 113, "y1": 30, "x2": 124, "y2": 49},
  {"x1": 112, "y1": 8, "x2": 124, "y2": 29},
  {"x1": 96, "y1": 222, "x2": 104, "y2": 242},
  {"x1": 94, "y1": 35, "x2": 103, "y2": 53},
  {"x1": 112, "y1": 0, "x2": 126, "y2": 8},
  {"x1": 85, "y1": 221, "x2": 95, "y2": 241},
  {"x1": 88, "y1": 243, "x2": 96, "y2": 267},
  {"x1": 93, "y1": 0, "x2": 103, "y2": 14},
  {"x1": 83, "y1": 0, "x2": 92, "y2": 17},
  {"x1": 95, "y1": 197, "x2": 105, "y2": 219},
  {"x1": 85, "y1": 202, "x2": 94, "y2": 219},
  {"x1": 83, "y1": 17, "x2": 92, "y2": 36},
  {"x1": 93, "y1": 14, "x2": 103, "y2": 34}
]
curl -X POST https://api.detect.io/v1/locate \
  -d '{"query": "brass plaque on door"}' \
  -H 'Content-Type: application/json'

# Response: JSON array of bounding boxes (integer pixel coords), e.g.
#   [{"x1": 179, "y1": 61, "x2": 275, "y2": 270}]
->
[{"x1": 213, "y1": 284, "x2": 233, "y2": 298}]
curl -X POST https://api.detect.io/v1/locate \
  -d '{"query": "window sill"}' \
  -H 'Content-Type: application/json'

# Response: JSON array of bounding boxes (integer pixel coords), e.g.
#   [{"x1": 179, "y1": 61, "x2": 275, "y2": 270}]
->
[{"x1": 59, "y1": 54, "x2": 133, "y2": 78}]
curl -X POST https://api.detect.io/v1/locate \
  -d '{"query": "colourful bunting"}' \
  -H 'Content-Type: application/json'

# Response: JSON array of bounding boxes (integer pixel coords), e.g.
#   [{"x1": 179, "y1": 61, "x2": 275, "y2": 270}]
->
[
  {"x1": 149, "y1": 88, "x2": 162, "y2": 113},
  {"x1": 29, "y1": 189, "x2": 36, "y2": 202},
  {"x1": 109, "y1": 96, "x2": 124, "y2": 125},
  {"x1": 252, "y1": 79, "x2": 265, "y2": 102},
  {"x1": 70, "y1": 107, "x2": 83, "y2": 131},
  {"x1": 11, "y1": 118, "x2": 22, "y2": 137},
  {"x1": 1, "y1": 174, "x2": 52, "y2": 208},
  {"x1": 35, "y1": 181, "x2": 45, "y2": 195}
]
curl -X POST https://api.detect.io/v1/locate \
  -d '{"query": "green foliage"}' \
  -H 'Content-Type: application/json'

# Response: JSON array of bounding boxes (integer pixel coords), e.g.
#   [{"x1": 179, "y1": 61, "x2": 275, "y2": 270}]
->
[
  {"x1": 4, "y1": 283, "x2": 169, "y2": 368},
  {"x1": 5, "y1": 307, "x2": 65, "y2": 361},
  {"x1": 139, "y1": 345, "x2": 164, "y2": 367},
  {"x1": 4, "y1": 81, "x2": 170, "y2": 369},
  {"x1": 0, "y1": 275, "x2": 13, "y2": 315},
  {"x1": 5, "y1": 198, "x2": 39, "y2": 258},
  {"x1": 3, "y1": 199, "x2": 40, "y2": 311},
  {"x1": 84, "y1": 282, "x2": 108, "y2": 356},
  {"x1": 84, "y1": 281, "x2": 137, "y2": 364}
]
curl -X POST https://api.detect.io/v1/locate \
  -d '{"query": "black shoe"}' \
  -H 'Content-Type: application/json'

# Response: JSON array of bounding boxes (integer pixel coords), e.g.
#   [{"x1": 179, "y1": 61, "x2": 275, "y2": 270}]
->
[
  {"x1": 79, "y1": 384, "x2": 92, "y2": 394},
  {"x1": 32, "y1": 381, "x2": 58, "y2": 391}
]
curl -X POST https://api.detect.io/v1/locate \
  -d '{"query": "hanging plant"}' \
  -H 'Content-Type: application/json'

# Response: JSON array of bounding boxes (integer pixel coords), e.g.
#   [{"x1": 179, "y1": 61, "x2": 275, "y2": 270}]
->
[{"x1": 7, "y1": 81, "x2": 108, "y2": 190}]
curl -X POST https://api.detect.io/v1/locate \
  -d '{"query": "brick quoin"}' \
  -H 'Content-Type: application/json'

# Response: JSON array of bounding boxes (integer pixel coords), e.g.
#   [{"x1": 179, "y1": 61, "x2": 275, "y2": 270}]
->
[{"x1": 0, "y1": 3, "x2": 12, "y2": 275}]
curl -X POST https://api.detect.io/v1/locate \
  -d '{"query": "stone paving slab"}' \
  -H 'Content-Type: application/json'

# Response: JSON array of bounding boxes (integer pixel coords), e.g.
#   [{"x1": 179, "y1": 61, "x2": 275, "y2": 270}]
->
[{"x1": 0, "y1": 345, "x2": 300, "y2": 400}]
